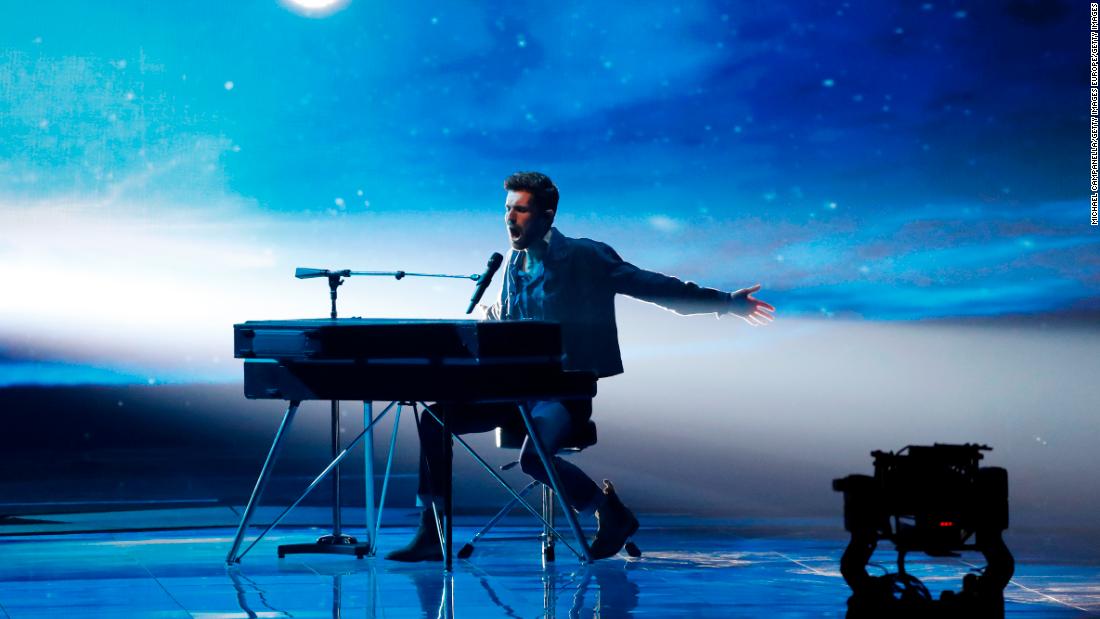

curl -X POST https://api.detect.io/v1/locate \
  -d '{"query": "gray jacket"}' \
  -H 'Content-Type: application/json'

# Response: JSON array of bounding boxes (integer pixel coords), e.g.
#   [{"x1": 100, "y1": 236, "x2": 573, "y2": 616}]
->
[{"x1": 487, "y1": 228, "x2": 731, "y2": 378}]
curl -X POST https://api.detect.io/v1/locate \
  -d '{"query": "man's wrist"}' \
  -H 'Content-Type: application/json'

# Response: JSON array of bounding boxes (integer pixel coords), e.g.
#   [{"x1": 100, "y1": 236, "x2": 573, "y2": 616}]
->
[{"x1": 726, "y1": 290, "x2": 744, "y2": 315}]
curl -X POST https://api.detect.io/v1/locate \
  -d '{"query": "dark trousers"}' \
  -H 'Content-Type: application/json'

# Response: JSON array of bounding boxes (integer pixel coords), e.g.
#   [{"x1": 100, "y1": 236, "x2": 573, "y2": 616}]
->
[{"x1": 417, "y1": 400, "x2": 601, "y2": 512}]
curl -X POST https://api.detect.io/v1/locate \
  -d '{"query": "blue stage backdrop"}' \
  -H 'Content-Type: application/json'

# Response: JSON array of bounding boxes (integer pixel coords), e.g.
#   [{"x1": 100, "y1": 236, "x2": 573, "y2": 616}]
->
[{"x1": 0, "y1": 1, "x2": 1096, "y2": 542}]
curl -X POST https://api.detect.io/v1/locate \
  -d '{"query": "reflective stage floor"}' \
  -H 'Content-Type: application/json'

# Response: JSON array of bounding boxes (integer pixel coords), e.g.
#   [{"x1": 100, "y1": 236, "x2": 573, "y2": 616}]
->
[{"x1": 1, "y1": 510, "x2": 1097, "y2": 618}]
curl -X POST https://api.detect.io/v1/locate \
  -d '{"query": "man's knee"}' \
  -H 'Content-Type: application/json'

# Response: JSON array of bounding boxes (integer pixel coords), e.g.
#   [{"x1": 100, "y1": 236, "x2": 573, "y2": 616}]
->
[
  {"x1": 519, "y1": 446, "x2": 547, "y2": 479},
  {"x1": 417, "y1": 403, "x2": 455, "y2": 437}
]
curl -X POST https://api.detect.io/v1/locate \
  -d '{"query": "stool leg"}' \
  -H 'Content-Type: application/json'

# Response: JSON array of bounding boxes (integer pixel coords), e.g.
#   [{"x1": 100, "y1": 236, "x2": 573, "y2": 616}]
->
[
  {"x1": 458, "y1": 480, "x2": 540, "y2": 559},
  {"x1": 542, "y1": 484, "x2": 556, "y2": 562}
]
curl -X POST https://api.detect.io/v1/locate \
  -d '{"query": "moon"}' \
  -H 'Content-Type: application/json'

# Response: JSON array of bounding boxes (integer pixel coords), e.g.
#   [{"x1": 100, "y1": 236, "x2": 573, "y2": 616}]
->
[{"x1": 280, "y1": 0, "x2": 349, "y2": 17}]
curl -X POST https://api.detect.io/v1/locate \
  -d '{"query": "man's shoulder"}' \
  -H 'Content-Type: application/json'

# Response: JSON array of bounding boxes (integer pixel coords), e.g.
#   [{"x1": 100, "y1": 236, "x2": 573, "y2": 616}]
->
[{"x1": 551, "y1": 229, "x2": 617, "y2": 259}]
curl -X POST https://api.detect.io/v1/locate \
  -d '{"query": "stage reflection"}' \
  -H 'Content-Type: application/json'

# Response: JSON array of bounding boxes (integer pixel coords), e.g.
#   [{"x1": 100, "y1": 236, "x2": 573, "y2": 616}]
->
[{"x1": 227, "y1": 560, "x2": 640, "y2": 618}]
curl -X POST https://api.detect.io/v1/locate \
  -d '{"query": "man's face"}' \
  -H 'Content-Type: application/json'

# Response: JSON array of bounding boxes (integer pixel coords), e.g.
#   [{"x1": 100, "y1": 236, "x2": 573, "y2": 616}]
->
[{"x1": 505, "y1": 190, "x2": 553, "y2": 250}]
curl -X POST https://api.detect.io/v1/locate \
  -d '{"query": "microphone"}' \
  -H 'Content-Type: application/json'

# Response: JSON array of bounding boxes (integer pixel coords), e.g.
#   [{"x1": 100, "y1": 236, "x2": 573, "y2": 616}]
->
[
  {"x1": 466, "y1": 252, "x2": 504, "y2": 314},
  {"x1": 295, "y1": 268, "x2": 328, "y2": 279},
  {"x1": 295, "y1": 267, "x2": 350, "y2": 279}
]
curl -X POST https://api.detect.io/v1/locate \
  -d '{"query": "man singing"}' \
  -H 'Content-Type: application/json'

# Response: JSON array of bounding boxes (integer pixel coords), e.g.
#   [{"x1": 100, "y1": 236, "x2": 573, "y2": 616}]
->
[{"x1": 387, "y1": 171, "x2": 775, "y2": 562}]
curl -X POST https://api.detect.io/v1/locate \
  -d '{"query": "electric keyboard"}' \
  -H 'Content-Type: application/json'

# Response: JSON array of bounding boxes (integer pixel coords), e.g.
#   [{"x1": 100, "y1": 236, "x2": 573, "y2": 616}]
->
[{"x1": 233, "y1": 318, "x2": 596, "y2": 402}]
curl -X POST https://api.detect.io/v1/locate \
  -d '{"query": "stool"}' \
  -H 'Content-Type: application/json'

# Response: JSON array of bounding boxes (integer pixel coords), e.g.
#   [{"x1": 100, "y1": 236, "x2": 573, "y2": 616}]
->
[{"x1": 457, "y1": 418, "x2": 641, "y2": 561}]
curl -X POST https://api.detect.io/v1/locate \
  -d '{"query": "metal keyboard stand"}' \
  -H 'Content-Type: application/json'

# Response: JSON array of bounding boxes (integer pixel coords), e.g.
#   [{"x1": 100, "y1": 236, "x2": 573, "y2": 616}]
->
[
  {"x1": 226, "y1": 400, "x2": 399, "y2": 564},
  {"x1": 225, "y1": 397, "x2": 594, "y2": 569}
]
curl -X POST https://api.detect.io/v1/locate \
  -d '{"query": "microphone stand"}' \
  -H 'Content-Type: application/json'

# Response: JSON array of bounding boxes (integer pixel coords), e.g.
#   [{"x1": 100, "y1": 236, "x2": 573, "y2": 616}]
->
[
  {"x1": 278, "y1": 266, "x2": 483, "y2": 559},
  {"x1": 295, "y1": 268, "x2": 483, "y2": 321}
]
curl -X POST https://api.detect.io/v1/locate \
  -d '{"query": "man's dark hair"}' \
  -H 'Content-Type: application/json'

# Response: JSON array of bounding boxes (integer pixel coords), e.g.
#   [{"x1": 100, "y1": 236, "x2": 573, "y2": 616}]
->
[{"x1": 504, "y1": 171, "x2": 559, "y2": 213}]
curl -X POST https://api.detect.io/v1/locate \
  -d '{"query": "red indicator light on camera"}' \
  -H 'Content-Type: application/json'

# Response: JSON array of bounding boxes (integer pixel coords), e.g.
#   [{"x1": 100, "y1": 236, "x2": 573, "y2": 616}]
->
[{"x1": 939, "y1": 521, "x2": 954, "y2": 527}]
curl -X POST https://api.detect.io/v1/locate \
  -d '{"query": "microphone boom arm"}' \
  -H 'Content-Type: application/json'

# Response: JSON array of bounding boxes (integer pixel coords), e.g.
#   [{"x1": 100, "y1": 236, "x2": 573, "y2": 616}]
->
[
  {"x1": 295, "y1": 267, "x2": 481, "y2": 281},
  {"x1": 294, "y1": 261, "x2": 496, "y2": 319}
]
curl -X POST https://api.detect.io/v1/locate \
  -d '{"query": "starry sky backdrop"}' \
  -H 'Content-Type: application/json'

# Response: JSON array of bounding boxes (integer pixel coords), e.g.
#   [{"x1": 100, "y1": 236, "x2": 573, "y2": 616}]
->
[{"x1": 0, "y1": 0, "x2": 1093, "y2": 384}]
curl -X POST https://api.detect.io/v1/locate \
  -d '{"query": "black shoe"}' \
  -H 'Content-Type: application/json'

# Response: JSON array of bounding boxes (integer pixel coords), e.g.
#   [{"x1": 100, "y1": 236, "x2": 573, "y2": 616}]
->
[
  {"x1": 589, "y1": 480, "x2": 639, "y2": 560},
  {"x1": 385, "y1": 510, "x2": 444, "y2": 562}
]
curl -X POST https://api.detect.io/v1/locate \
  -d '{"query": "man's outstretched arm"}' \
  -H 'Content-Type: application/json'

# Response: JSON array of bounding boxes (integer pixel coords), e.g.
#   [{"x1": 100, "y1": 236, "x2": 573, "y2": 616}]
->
[{"x1": 598, "y1": 243, "x2": 775, "y2": 325}]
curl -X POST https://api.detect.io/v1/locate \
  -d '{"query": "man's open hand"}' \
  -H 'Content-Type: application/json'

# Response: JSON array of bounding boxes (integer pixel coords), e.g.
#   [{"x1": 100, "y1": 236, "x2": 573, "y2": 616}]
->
[{"x1": 728, "y1": 284, "x2": 775, "y2": 326}]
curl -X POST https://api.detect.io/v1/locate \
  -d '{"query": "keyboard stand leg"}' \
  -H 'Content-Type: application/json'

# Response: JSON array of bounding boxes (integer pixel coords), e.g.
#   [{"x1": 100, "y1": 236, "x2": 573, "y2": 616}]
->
[
  {"x1": 441, "y1": 572, "x2": 455, "y2": 619},
  {"x1": 371, "y1": 402, "x2": 402, "y2": 551},
  {"x1": 517, "y1": 402, "x2": 593, "y2": 563},
  {"x1": 443, "y1": 404, "x2": 454, "y2": 573},
  {"x1": 363, "y1": 401, "x2": 376, "y2": 556},
  {"x1": 227, "y1": 400, "x2": 300, "y2": 564}
]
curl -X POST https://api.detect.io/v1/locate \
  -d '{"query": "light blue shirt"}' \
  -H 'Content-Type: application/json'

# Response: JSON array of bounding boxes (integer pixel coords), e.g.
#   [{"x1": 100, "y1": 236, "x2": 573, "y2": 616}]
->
[{"x1": 503, "y1": 228, "x2": 553, "y2": 320}]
